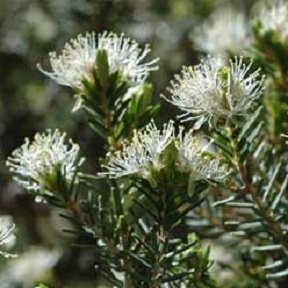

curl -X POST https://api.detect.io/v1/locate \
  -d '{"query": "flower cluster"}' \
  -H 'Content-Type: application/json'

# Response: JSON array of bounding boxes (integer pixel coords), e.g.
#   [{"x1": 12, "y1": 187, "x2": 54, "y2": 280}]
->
[
  {"x1": 176, "y1": 129, "x2": 227, "y2": 181},
  {"x1": 0, "y1": 216, "x2": 16, "y2": 258},
  {"x1": 258, "y1": 0, "x2": 288, "y2": 41},
  {"x1": 163, "y1": 57, "x2": 265, "y2": 129},
  {"x1": 100, "y1": 121, "x2": 174, "y2": 179},
  {"x1": 194, "y1": 7, "x2": 251, "y2": 56},
  {"x1": 6, "y1": 129, "x2": 84, "y2": 191},
  {"x1": 100, "y1": 121, "x2": 227, "y2": 181},
  {"x1": 38, "y1": 31, "x2": 159, "y2": 89}
]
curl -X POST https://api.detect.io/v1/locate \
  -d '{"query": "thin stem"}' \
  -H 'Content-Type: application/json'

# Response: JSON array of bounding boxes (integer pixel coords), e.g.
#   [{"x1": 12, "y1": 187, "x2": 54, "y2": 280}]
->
[
  {"x1": 151, "y1": 180, "x2": 170, "y2": 288},
  {"x1": 110, "y1": 180, "x2": 132, "y2": 287},
  {"x1": 100, "y1": 84, "x2": 120, "y2": 151}
]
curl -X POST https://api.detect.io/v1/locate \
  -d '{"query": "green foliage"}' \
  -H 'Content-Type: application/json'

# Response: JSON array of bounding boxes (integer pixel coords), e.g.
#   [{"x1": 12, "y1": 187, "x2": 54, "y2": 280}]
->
[
  {"x1": 252, "y1": 20, "x2": 288, "y2": 141},
  {"x1": 199, "y1": 84, "x2": 288, "y2": 281},
  {"x1": 5, "y1": 2, "x2": 288, "y2": 287},
  {"x1": 79, "y1": 50, "x2": 159, "y2": 150}
]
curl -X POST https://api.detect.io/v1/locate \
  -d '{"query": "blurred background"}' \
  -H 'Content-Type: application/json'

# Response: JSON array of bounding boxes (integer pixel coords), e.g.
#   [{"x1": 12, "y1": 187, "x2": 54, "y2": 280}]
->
[{"x1": 0, "y1": 0, "x2": 259, "y2": 287}]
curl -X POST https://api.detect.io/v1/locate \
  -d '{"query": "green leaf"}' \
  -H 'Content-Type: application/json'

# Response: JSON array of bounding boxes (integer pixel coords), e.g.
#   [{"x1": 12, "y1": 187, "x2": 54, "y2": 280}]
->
[
  {"x1": 133, "y1": 234, "x2": 155, "y2": 255},
  {"x1": 271, "y1": 174, "x2": 288, "y2": 210},
  {"x1": 133, "y1": 198, "x2": 159, "y2": 222},
  {"x1": 88, "y1": 121, "x2": 108, "y2": 139},
  {"x1": 262, "y1": 162, "x2": 281, "y2": 201},
  {"x1": 161, "y1": 271, "x2": 192, "y2": 283},
  {"x1": 238, "y1": 106, "x2": 263, "y2": 144},
  {"x1": 128, "y1": 251, "x2": 152, "y2": 269},
  {"x1": 109, "y1": 80, "x2": 129, "y2": 107},
  {"x1": 267, "y1": 269, "x2": 288, "y2": 279},
  {"x1": 96, "y1": 49, "x2": 109, "y2": 89}
]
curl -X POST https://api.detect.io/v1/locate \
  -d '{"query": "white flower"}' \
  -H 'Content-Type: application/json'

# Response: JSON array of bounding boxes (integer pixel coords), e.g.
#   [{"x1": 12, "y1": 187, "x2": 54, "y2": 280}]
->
[
  {"x1": 258, "y1": 0, "x2": 288, "y2": 41},
  {"x1": 100, "y1": 120, "x2": 174, "y2": 178},
  {"x1": 176, "y1": 130, "x2": 228, "y2": 181},
  {"x1": 162, "y1": 56, "x2": 265, "y2": 129},
  {"x1": 139, "y1": 120, "x2": 175, "y2": 162},
  {"x1": 0, "y1": 247, "x2": 61, "y2": 286},
  {"x1": 0, "y1": 216, "x2": 16, "y2": 258},
  {"x1": 100, "y1": 121, "x2": 227, "y2": 181},
  {"x1": 37, "y1": 31, "x2": 159, "y2": 89},
  {"x1": 193, "y1": 7, "x2": 251, "y2": 56},
  {"x1": 6, "y1": 129, "x2": 84, "y2": 191}
]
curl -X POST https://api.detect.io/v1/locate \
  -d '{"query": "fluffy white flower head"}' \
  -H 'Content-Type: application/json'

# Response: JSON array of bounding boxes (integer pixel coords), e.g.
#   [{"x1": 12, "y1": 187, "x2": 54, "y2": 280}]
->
[
  {"x1": 194, "y1": 7, "x2": 251, "y2": 56},
  {"x1": 100, "y1": 120, "x2": 228, "y2": 182},
  {"x1": 38, "y1": 31, "x2": 159, "y2": 89},
  {"x1": 0, "y1": 216, "x2": 16, "y2": 258},
  {"x1": 163, "y1": 56, "x2": 265, "y2": 129},
  {"x1": 176, "y1": 130, "x2": 228, "y2": 181},
  {"x1": 258, "y1": 0, "x2": 288, "y2": 41},
  {"x1": 6, "y1": 129, "x2": 84, "y2": 191},
  {"x1": 100, "y1": 120, "x2": 174, "y2": 179}
]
